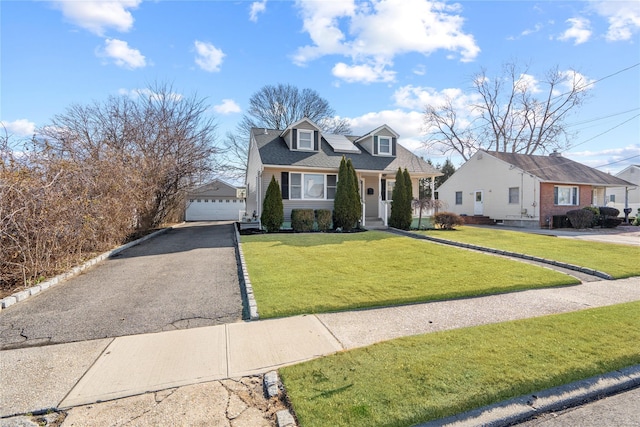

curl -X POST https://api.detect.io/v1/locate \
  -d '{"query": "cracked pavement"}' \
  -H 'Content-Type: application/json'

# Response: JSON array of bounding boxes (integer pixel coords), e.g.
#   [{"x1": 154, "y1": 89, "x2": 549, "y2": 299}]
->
[
  {"x1": 0, "y1": 222, "x2": 244, "y2": 350},
  {"x1": 7, "y1": 375, "x2": 290, "y2": 427}
]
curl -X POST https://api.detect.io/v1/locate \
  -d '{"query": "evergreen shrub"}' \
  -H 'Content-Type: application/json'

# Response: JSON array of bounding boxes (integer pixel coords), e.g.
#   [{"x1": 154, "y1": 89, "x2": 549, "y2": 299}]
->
[
  {"x1": 566, "y1": 209, "x2": 594, "y2": 229},
  {"x1": 291, "y1": 209, "x2": 315, "y2": 232},
  {"x1": 315, "y1": 209, "x2": 332, "y2": 232},
  {"x1": 261, "y1": 176, "x2": 284, "y2": 232}
]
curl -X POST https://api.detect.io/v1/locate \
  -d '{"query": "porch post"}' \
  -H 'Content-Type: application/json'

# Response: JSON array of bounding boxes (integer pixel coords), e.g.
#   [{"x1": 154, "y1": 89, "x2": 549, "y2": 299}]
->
[{"x1": 430, "y1": 176, "x2": 435, "y2": 201}]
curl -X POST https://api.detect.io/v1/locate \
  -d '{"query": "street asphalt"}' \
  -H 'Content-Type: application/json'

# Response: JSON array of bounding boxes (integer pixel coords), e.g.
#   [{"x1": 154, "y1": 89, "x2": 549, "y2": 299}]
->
[
  {"x1": 0, "y1": 222, "x2": 244, "y2": 350},
  {"x1": 0, "y1": 222, "x2": 638, "y2": 426}
]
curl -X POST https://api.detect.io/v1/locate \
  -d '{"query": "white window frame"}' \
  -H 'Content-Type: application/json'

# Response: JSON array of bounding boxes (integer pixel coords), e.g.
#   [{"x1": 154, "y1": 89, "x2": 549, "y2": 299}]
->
[
  {"x1": 298, "y1": 130, "x2": 313, "y2": 150},
  {"x1": 386, "y1": 180, "x2": 395, "y2": 201},
  {"x1": 554, "y1": 185, "x2": 579, "y2": 206},
  {"x1": 379, "y1": 137, "x2": 391, "y2": 155},
  {"x1": 290, "y1": 173, "x2": 337, "y2": 200}
]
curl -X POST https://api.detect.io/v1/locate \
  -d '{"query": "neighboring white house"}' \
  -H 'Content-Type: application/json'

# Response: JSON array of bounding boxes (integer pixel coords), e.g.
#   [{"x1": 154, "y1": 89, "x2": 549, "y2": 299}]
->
[
  {"x1": 185, "y1": 179, "x2": 246, "y2": 221},
  {"x1": 436, "y1": 150, "x2": 634, "y2": 228},
  {"x1": 245, "y1": 117, "x2": 442, "y2": 227},
  {"x1": 606, "y1": 165, "x2": 640, "y2": 218}
]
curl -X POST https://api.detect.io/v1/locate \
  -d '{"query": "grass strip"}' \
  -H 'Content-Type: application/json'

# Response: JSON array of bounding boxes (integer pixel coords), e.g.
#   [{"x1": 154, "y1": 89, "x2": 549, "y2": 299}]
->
[
  {"x1": 241, "y1": 231, "x2": 578, "y2": 318},
  {"x1": 416, "y1": 227, "x2": 640, "y2": 278},
  {"x1": 280, "y1": 301, "x2": 640, "y2": 427}
]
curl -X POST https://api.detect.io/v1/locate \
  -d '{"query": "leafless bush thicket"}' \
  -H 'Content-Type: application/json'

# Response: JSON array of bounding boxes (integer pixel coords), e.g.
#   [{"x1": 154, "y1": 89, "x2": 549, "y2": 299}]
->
[{"x1": 1, "y1": 84, "x2": 218, "y2": 295}]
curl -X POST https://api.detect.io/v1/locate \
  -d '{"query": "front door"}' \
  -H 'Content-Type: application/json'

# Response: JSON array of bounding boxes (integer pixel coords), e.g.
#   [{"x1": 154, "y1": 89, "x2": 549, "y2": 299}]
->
[{"x1": 474, "y1": 190, "x2": 484, "y2": 215}]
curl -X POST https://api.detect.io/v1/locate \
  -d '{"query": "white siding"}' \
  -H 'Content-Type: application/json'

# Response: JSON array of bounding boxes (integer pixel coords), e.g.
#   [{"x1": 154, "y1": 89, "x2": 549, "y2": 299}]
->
[{"x1": 436, "y1": 152, "x2": 540, "y2": 221}]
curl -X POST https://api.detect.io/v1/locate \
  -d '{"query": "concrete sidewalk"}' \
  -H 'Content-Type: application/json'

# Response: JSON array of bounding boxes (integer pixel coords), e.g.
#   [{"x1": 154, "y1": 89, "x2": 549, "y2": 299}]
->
[{"x1": 2, "y1": 277, "x2": 639, "y2": 423}]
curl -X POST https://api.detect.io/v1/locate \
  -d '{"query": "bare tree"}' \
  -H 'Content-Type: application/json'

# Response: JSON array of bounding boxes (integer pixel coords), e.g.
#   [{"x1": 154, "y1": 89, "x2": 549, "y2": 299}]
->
[
  {"x1": 222, "y1": 84, "x2": 351, "y2": 180},
  {"x1": 39, "y1": 82, "x2": 219, "y2": 228},
  {"x1": 423, "y1": 62, "x2": 589, "y2": 160}
]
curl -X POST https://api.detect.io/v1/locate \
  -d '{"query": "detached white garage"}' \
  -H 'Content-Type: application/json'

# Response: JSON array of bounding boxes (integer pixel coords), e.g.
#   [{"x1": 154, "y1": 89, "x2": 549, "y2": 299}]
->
[{"x1": 185, "y1": 179, "x2": 246, "y2": 221}]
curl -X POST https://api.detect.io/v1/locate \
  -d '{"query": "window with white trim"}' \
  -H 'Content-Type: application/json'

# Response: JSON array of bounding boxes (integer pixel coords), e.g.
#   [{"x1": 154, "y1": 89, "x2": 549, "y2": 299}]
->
[
  {"x1": 554, "y1": 186, "x2": 579, "y2": 206},
  {"x1": 508, "y1": 187, "x2": 519, "y2": 204},
  {"x1": 290, "y1": 173, "x2": 337, "y2": 200},
  {"x1": 298, "y1": 131, "x2": 313, "y2": 150},
  {"x1": 386, "y1": 180, "x2": 395, "y2": 201},
  {"x1": 455, "y1": 191, "x2": 462, "y2": 205},
  {"x1": 379, "y1": 137, "x2": 391, "y2": 154}
]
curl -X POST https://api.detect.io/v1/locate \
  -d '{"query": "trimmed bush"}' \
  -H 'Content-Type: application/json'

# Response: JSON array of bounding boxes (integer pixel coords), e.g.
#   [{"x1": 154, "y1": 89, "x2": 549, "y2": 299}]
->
[
  {"x1": 261, "y1": 176, "x2": 284, "y2": 233},
  {"x1": 582, "y1": 206, "x2": 600, "y2": 227},
  {"x1": 552, "y1": 215, "x2": 570, "y2": 229},
  {"x1": 291, "y1": 209, "x2": 315, "y2": 232},
  {"x1": 433, "y1": 212, "x2": 464, "y2": 230},
  {"x1": 598, "y1": 206, "x2": 620, "y2": 217},
  {"x1": 315, "y1": 209, "x2": 332, "y2": 232},
  {"x1": 598, "y1": 206, "x2": 621, "y2": 228},
  {"x1": 566, "y1": 209, "x2": 594, "y2": 229}
]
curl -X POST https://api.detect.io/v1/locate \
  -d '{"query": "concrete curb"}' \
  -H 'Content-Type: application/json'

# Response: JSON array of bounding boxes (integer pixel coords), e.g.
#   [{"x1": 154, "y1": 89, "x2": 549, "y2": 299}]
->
[
  {"x1": 0, "y1": 228, "x2": 172, "y2": 311},
  {"x1": 389, "y1": 229, "x2": 614, "y2": 280},
  {"x1": 417, "y1": 365, "x2": 640, "y2": 426},
  {"x1": 234, "y1": 225, "x2": 259, "y2": 320}
]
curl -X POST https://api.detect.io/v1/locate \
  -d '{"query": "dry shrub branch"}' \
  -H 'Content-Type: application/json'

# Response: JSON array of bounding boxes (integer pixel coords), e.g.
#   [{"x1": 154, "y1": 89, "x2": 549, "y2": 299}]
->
[{"x1": 1, "y1": 83, "x2": 218, "y2": 296}]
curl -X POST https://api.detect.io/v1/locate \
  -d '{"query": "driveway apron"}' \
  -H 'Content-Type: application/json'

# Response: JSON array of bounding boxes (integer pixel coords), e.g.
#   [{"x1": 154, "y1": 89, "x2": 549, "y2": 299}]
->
[{"x1": 0, "y1": 222, "x2": 244, "y2": 350}]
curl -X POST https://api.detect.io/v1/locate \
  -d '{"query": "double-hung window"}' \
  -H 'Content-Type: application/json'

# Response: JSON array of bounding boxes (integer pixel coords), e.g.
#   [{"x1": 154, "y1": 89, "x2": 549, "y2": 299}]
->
[
  {"x1": 455, "y1": 191, "x2": 462, "y2": 205},
  {"x1": 290, "y1": 173, "x2": 337, "y2": 200},
  {"x1": 379, "y1": 137, "x2": 391, "y2": 155},
  {"x1": 554, "y1": 186, "x2": 579, "y2": 206},
  {"x1": 298, "y1": 131, "x2": 313, "y2": 150}
]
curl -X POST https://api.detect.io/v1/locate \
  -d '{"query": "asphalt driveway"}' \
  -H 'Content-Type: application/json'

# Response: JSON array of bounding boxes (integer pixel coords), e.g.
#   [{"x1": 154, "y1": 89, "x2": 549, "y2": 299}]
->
[{"x1": 0, "y1": 222, "x2": 244, "y2": 350}]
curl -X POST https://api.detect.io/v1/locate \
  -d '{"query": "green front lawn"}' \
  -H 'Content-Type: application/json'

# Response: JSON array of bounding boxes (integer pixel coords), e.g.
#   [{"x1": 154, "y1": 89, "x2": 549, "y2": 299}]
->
[
  {"x1": 280, "y1": 301, "x2": 640, "y2": 427},
  {"x1": 241, "y1": 231, "x2": 578, "y2": 318},
  {"x1": 415, "y1": 227, "x2": 640, "y2": 278}
]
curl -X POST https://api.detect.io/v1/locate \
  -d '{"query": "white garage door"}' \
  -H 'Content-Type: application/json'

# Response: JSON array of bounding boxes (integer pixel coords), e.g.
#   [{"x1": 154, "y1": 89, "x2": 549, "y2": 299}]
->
[{"x1": 186, "y1": 199, "x2": 245, "y2": 221}]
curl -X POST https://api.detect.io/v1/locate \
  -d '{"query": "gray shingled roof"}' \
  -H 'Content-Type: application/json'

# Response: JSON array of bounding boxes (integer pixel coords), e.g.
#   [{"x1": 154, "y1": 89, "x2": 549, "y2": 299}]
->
[
  {"x1": 252, "y1": 128, "x2": 441, "y2": 176},
  {"x1": 486, "y1": 150, "x2": 634, "y2": 186}
]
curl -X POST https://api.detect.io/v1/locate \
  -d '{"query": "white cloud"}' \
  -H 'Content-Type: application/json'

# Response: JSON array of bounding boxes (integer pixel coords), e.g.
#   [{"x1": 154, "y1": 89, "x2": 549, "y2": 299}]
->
[
  {"x1": 332, "y1": 62, "x2": 396, "y2": 84},
  {"x1": 1, "y1": 119, "x2": 36, "y2": 136},
  {"x1": 51, "y1": 0, "x2": 141, "y2": 36},
  {"x1": 592, "y1": 1, "x2": 640, "y2": 42},
  {"x1": 249, "y1": 0, "x2": 267, "y2": 22},
  {"x1": 566, "y1": 144, "x2": 640, "y2": 173},
  {"x1": 558, "y1": 17, "x2": 592, "y2": 45},
  {"x1": 515, "y1": 73, "x2": 542, "y2": 94},
  {"x1": 349, "y1": 109, "x2": 425, "y2": 144},
  {"x1": 194, "y1": 41, "x2": 225, "y2": 72},
  {"x1": 293, "y1": 0, "x2": 479, "y2": 84},
  {"x1": 214, "y1": 99, "x2": 241, "y2": 114},
  {"x1": 393, "y1": 85, "x2": 478, "y2": 113},
  {"x1": 98, "y1": 38, "x2": 146, "y2": 69}
]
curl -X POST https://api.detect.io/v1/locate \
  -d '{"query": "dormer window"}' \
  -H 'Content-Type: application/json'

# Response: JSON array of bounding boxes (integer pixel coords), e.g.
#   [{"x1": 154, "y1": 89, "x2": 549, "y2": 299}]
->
[
  {"x1": 379, "y1": 137, "x2": 391, "y2": 155},
  {"x1": 298, "y1": 130, "x2": 313, "y2": 150}
]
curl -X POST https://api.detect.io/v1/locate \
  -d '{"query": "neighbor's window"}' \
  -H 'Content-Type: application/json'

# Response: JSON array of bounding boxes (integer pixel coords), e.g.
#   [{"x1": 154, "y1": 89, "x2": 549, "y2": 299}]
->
[
  {"x1": 554, "y1": 186, "x2": 579, "y2": 206},
  {"x1": 298, "y1": 131, "x2": 313, "y2": 150},
  {"x1": 455, "y1": 191, "x2": 462, "y2": 205},
  {"x1": 290, "y1": 173, "x2": 337, "y2": 200},
  {"x1": 609, "y1": 194, "x2": 615, "y2": 203},
  {"x1": 508, "y1": 187, "x2": 519, "y2": 204},
  {"x1": 379, "y1": 137, "x2": 391, "y2": 154}
]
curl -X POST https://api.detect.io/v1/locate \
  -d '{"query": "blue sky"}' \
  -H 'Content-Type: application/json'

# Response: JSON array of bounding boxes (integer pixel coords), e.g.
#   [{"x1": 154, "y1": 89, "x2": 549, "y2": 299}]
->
[{"x1": 1, "y1": 0, "x2": 639, "y2": 174}]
